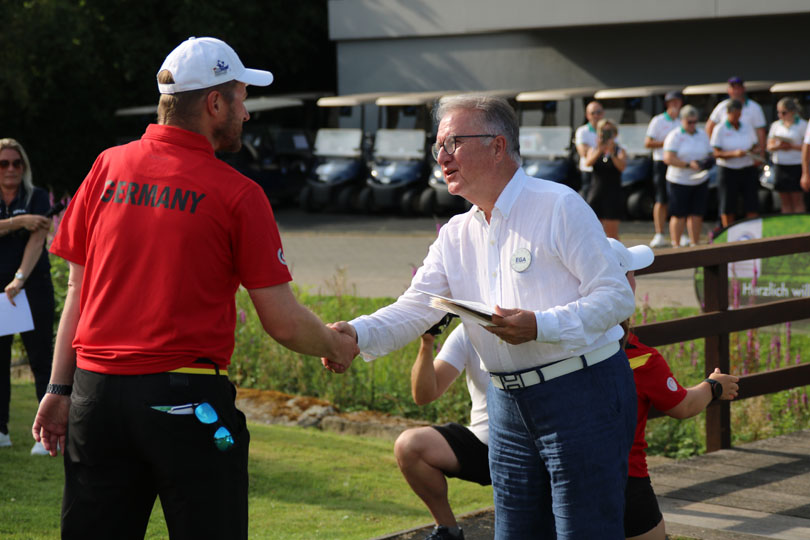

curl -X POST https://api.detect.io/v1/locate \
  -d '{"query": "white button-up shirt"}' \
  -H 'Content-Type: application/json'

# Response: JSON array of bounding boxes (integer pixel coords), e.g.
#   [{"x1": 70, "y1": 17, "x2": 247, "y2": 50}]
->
[{"x1": 351, "y1": 168, "x2": 635, "y2": 374}]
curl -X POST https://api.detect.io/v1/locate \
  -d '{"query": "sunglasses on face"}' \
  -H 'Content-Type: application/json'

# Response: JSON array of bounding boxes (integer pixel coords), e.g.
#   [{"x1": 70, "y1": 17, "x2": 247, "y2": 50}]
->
[
  {"x1": 685, "y1": 120, "x2": 697, "y2": 125},
  {"x1": 0, "y1": 159, "x2": 23, "y2": 169},
  {"x1": 151, "y1": 401, "x2": 235, "y2": 451}
]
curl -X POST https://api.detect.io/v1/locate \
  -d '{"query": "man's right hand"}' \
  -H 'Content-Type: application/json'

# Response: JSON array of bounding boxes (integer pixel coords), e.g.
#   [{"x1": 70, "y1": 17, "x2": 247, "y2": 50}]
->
[
  {"x1": 322, "y1": 322, "x2": 358, "y2": 373},
  {"x1": 801, "y1": 172, "x2": 810, "y2": 192},
  {"x1": 32, "y1": 393, "x2": 70, "y2": 457}
]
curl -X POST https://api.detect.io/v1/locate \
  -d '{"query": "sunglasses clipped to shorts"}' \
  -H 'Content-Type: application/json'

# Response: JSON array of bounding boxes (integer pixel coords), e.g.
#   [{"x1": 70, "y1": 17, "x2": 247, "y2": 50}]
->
[{"x1": 151, "y1": 401, "x2": 234, "y2": 451}]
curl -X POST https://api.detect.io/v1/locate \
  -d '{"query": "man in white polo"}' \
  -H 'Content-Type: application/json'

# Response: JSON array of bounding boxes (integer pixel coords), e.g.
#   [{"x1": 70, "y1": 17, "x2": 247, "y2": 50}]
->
[
  {"x1": 645, "y1": 91, "x2": 683, "y2": 247},
  {"x1": 575, "y1": 100, "x2": 605, "y2": 196},
  {"x1": 705, "y1": 77, "x2": 766, "y2": 158}
]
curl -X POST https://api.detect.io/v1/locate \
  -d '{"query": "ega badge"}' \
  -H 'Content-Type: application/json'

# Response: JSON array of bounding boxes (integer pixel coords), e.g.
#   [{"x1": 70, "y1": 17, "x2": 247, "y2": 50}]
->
[{"x1": 511, "y1": 247, "x2": 531, "y2": 272}]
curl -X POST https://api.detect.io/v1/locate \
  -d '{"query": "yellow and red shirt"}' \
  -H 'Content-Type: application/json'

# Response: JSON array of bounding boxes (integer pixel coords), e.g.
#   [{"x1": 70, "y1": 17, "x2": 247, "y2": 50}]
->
[{"x1": 626, "y1": 333, "x2": 687, "y2": 478}]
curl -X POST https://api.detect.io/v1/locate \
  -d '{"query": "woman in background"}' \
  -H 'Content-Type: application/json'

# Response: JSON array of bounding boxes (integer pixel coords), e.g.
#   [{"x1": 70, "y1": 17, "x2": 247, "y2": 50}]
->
[
  {"x1": 0, "y1": 138, "x2": 54, "y2": 455},
  {"x1": 585, "y1": 118, "x2": 627, "y2": 239},
  {"x1": 767, "y1": 97, "x2": 807, "y2": 214}
]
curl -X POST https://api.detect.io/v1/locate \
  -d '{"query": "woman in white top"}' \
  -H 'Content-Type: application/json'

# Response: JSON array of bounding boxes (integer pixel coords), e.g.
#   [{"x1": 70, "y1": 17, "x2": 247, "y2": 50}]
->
[
  {"x1": 710, "y1": 99, "x2": 761, "y2": 228},
  {"x1": 663, "y1": 105, "x2": 713, "y2": 247},
  {"x1": 766, "y1": 97, "x2": 807, "y2": 214}
]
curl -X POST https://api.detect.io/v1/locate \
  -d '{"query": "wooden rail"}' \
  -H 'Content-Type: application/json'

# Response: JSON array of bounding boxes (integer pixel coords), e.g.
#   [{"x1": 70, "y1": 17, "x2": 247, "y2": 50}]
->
[{"x1": 633, "y1": 233, "x2": 810, "y2": 452}]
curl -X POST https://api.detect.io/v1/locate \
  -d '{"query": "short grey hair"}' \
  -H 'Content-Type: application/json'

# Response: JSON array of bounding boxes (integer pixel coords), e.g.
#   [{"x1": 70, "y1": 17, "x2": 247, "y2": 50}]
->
[
  {"x1": 434, "y1": 94, "x2": 521, "y2": 164},
  {"x1": 679, "y1": 105, "x2": 699, "y2": 120},
  {"x1": 777, "y1": 96, "x2": 800, "y2": 115},
  {"x1": 0, "y1": 138, "x2": 35, "y2": 209}
]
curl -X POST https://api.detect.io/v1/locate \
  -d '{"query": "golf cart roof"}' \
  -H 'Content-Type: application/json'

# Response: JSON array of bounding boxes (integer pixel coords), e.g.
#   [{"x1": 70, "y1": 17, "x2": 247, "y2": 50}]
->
[
  {"x1": 516, "y1": 86, "x2": 602, "y2": 102},
  {"x1": 376, "y1": 91, "x2": 454, "y2": 106},
  {"x1": 770, "y1": 81, "x2": 810, "y2": 93},
  {"x1": 317, "y1": 92, "x2": 395, "y2": 107},
  {"x1": 594, "y1": 85, "x2": 682, "y2": 100},
  {"x1": 114, "y1": 104, "x2": 158, "y2": 116},
  {"x1": 683, "y1": 81, "x2": 776, "y2": 95},
  {"x1": 244, "y1": 97, "x2": 304, "y2": 113}
]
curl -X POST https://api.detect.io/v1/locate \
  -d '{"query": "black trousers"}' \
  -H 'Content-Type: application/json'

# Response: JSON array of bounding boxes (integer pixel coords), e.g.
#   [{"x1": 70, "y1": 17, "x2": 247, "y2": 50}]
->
[
  {"x1": 62, "y1": 368, "x2": 250, "y2": 540},
  {"x1": 0, "y1": 272, "x2": 54, "y2": 433}
]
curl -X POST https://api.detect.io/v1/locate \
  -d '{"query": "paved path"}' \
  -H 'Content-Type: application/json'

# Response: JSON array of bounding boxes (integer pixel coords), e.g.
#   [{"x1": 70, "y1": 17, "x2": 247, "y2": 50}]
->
[
  {"x1": 374, "y1": 430, "x2": 810, "y2": 540},
  {"x1": 274, "y1": 209, "x2": 701, "y2": 309}
]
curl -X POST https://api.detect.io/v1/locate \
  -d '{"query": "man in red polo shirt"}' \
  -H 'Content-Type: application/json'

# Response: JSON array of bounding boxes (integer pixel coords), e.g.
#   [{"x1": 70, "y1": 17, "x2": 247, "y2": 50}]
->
[{"x1": 31, "y1": 37, "x2": 358, "y2": 539}]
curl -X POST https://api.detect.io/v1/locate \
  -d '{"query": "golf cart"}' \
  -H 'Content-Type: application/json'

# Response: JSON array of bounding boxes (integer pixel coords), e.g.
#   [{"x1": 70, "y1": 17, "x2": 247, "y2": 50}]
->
[
  {"x1": 301, "y1": 92, "x2": 392, "y2": 212},
  {"x1": 683, "y1": 81, "x2": 777, "y2": 217},
  {"x1": 516, "y1": 87, "x2": 601, "y2": 190},
  {"x1": 362, "y1": 91, "x2": 446, "y2": 215},
  {"x1": 593, "y1": 85, "x2": 683, "y2": 219}
]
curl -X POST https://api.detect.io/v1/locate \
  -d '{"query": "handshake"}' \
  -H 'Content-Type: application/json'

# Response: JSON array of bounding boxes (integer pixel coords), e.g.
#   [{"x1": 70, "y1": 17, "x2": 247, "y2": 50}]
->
[{"x1": 320, "y1": 321, "x2": 358, "y2": 374}]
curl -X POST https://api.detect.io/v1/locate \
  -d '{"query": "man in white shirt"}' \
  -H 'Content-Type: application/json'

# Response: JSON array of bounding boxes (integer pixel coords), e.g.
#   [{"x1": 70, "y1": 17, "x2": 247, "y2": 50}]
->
[
  {"x1": 330, "y1": 95, "x2": 636, "y2": 539},
  {"x1": 705, "y1": 77, "x2": 766, "y2": 158},
  {"x1": 575, "y1": 100, "x2": 604, "y2": 196},
  {"x1": 645, "y1": 91, "x2": 683, "y2": 248},
  {"x1": 800, "y1": 121, "x2": 810, "y2": 209},
  {"x1": 394, "y1": 323, "x2": 489, "y2": 540}
]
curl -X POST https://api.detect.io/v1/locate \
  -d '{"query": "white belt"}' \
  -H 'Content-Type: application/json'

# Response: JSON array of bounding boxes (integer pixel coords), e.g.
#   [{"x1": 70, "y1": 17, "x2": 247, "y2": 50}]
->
[{"x1": 490, "y1": 341, "x2": 620, "y2": 390}]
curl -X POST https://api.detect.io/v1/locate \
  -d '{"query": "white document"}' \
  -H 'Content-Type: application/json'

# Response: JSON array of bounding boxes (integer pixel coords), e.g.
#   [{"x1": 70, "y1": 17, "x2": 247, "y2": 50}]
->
[
  {"x1": 0, "y1": 289, "x2": 35, "y2": 336},
  {"x1": 415, "y1": 289, "x2": 496, "y2": 327}
]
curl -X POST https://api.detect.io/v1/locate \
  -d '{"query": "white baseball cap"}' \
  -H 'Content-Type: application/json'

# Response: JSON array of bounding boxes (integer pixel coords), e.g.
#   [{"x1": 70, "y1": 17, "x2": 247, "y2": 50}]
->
[
  {"x1": 157, "y1": 37, "x2": 273, "y2": 94},
  {"x1": 607, "y1": 238, "x2": 654, "y2": 272}
]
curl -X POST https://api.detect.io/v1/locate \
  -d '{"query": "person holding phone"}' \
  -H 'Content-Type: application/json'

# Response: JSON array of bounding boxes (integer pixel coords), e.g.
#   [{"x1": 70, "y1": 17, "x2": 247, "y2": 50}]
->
[
  {"x1": 710, "y1": 99, "x2": 761, "y2": 227},
  {"x1": 0, "y1": 138, "x2": 56, "y2": 455},
  {"x1": 585, "y1": 118, "x2": 627, "y2": 239},
  {"x1": 766, "y1": 97, "x2": 807, "y2": 214}
]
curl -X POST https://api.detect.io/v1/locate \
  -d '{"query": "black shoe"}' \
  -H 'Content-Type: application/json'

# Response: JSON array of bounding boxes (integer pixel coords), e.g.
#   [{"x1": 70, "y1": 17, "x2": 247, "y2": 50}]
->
[{"x1": 425, "y1": 525, "x2": 464, "y2": 540}]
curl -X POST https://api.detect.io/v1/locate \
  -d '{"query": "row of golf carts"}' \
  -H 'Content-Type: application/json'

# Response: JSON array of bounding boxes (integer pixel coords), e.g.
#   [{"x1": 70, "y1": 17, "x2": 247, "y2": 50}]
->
[{"x1": 115, "y1": 81, "x2": 810, "y2": 218}]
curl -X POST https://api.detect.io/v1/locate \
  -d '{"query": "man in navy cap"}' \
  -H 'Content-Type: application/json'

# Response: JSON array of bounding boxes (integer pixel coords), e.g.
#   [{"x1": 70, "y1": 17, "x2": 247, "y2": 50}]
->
[
  {"x1": 645, "y1": 90, "x2": 683, "y2": 247},
  {"x1": 705, "y1": 77, "x2": 766, "y2": 159}
]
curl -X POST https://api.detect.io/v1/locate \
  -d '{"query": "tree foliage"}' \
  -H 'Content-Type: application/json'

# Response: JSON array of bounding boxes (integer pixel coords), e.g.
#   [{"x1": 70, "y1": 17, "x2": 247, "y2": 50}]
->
[{"x1": 0, "y1": 0, "x2": 335, "y2": 195}]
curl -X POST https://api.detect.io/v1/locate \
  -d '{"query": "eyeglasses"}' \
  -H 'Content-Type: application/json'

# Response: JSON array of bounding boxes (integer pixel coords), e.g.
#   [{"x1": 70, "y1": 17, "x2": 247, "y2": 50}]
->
[
  {"x1": 0, "y1": 159, "x2": 23, "y2": 169},
  {"x1": 777, "y1": 110, "x2": 789, "y2": 116},
  {"x1": 589, "y1": 109, "x2": 604, "y2": 115},
  {"x1": 685, "y1": 120, "x2": 698, "y2": 125},
  {"x1": 151, "y1": 401, "x2": 234, "y2": 451},
  {"x1": 432, "y1": 134, "x2": 496, "y2": 161}
]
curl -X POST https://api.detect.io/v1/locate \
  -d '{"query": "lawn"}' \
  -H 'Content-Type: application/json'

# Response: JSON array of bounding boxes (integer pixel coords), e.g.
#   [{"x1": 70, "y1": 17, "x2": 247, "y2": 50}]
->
[{"x1": 0, "y1": 381, "x2": 492, "y2": 540}]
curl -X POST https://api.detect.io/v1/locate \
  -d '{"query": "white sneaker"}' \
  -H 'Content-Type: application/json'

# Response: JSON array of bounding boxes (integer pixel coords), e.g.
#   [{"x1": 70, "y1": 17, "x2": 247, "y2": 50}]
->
[
  {"x1": 650, "y1": 233, "x2": 668, "y2": 248},
  {"x1": 680, "y1": 234, "x2": 691, "y2": 247},
  {"x1": 0, "y1": 432, "x2": 11, "y2": 448},
  {"x1": 31, "y1": 441, "x2": 49, "y2": 455}
]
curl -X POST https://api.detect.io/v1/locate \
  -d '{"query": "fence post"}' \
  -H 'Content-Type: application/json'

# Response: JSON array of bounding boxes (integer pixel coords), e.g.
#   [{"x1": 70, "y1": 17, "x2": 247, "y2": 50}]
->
[{"x1": 703, "y1": 262, "x2": 731, "y2": 451}]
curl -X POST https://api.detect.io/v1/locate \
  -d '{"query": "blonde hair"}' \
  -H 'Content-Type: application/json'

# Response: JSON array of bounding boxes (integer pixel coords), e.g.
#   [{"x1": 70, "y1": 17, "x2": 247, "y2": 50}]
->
[
  {"x1": 156, "y1": 70, "x2": 239, "y2": 125},
  {"x1": 0, "y1": 138, "x2": 34, "y2": 208},
  {"x1": 596, "y1": 118, "x2": 618, "y2": 135}
]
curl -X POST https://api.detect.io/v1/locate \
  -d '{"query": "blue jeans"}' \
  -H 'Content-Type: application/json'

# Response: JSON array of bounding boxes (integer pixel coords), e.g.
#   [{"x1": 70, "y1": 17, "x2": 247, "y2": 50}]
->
[{"x1": 487, "y1": 349, "x2": 636, "y2": 539}]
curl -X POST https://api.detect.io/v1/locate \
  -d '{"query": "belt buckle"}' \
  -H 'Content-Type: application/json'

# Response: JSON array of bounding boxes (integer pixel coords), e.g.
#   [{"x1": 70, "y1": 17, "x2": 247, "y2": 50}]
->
[{"x1": 498, "y1": 373, "x2": 525, "y2": 390}]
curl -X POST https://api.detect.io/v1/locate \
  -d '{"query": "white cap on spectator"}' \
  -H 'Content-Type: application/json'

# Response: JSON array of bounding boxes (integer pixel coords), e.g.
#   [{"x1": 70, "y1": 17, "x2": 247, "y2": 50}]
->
[
  {"x1": 157, "y1": 37, "x2": 273, "y2": 94},
  {"x1": 608, "y1": 238, "x2": 654, "y2": 272}
]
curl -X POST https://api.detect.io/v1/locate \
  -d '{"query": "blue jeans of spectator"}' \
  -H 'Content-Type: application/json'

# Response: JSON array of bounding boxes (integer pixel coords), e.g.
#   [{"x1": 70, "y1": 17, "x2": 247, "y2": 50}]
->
[{"x1": 487, "y1": 349, "x2": 636, "y2": 539}]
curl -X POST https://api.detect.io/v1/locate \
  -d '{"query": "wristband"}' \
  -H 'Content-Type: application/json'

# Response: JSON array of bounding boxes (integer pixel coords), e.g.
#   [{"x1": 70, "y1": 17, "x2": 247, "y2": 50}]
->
[
  {"x1": 46, "y1": 383, "x2": 73, "y2": 396},
  {"x1": 704, "y1": 378, "x2": 722, "y2": 401}
]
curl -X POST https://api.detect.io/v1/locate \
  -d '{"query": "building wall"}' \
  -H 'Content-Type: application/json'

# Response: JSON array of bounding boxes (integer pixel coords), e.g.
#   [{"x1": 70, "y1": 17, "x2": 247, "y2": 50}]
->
[{"x1": 329, "y1": 0, "x2": 810, "y2": 39}]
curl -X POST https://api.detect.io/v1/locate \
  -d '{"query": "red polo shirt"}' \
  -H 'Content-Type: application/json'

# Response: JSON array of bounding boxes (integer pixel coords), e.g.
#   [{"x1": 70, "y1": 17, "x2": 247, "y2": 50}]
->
[{"x1": 51, "y1": 124, "x2": 292, "y2": 375}]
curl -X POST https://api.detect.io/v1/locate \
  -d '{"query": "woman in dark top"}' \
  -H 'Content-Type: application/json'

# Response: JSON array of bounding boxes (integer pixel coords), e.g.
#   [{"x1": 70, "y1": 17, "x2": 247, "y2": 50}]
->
[
  {"x1": 585, "y1": 118, "x2": 627, "y2": 239},
  {"x1": 0, "y1": 138, "x2": 55, "y2": 455}
]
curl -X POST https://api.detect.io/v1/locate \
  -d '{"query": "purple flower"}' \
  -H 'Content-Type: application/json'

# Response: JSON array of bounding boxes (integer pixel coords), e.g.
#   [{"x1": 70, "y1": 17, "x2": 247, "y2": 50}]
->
[{"x1": 238, "y1": 309, "x2": 247, "y2": 324}]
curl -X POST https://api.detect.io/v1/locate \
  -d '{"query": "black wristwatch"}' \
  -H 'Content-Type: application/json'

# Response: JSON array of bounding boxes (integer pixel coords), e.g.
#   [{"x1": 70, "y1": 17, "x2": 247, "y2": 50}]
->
[
  {"x1": 704, "y1": 378, "x2": 722, "y2": 401},
  {"x1": 46, "y1": 383, "x2": 73, "y2": 396}
]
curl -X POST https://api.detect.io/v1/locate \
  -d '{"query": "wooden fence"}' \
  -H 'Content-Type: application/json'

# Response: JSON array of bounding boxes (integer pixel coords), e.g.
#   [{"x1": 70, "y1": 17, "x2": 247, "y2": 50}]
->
[{"x1": 633, "y1": 233, "x2": 810, "y2": 452}]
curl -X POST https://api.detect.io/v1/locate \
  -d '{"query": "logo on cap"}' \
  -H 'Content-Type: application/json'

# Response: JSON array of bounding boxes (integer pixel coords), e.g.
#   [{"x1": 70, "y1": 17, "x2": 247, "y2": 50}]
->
[{"x1": 213, "y1": 60, "x2": 229, "y2": 77}]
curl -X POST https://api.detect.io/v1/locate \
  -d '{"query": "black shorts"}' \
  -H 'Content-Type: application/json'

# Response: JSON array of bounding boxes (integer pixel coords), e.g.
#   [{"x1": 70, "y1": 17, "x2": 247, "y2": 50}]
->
[
  {"x1": 431, "y1": 422, "x2": 491, "y2": 486},
  {"x1": 773, "y1": 164, "x2": 802, "y2": 192},
  {"x1": 717, "y1": 165, "x2": 759, "y2": 215},
  {"x1": 667, "y1": 181, "x2": 708, "y2": 217},
  {"x1": 624, "y1": 475, "x2": 663, "y2": 537},
  {"x1": 652, "y1": 160, "x2": 669, "y2": 204}
]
